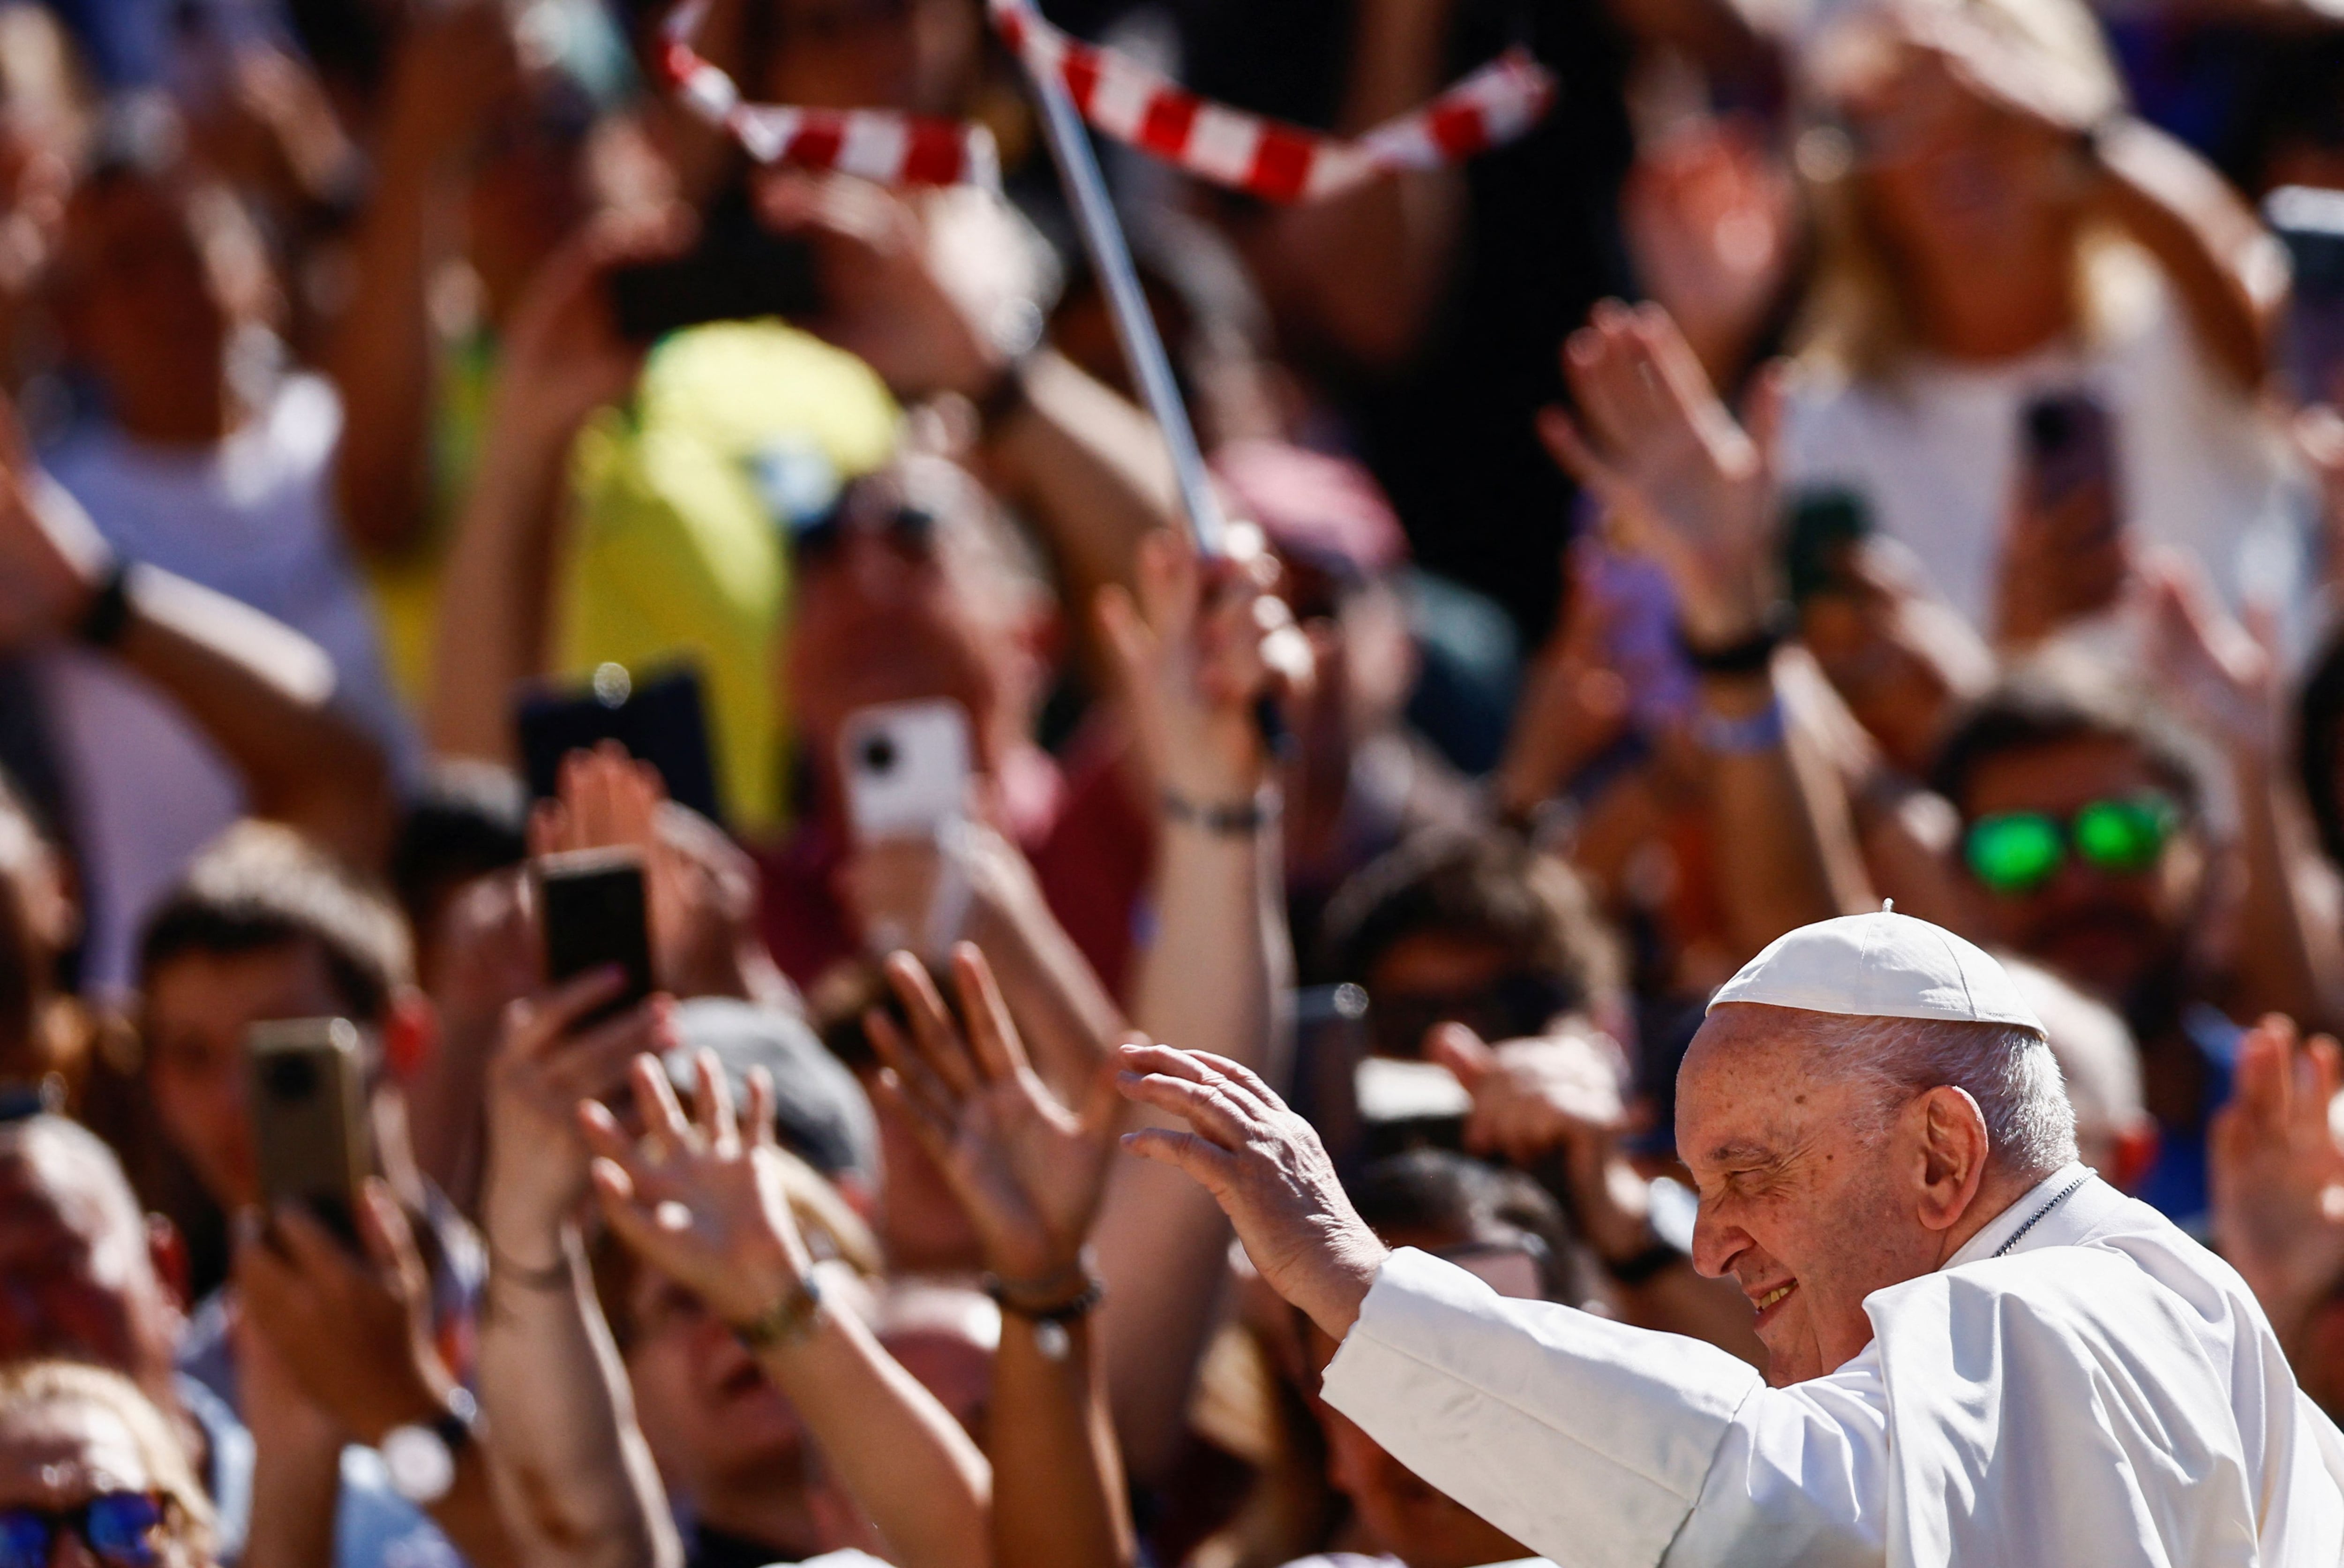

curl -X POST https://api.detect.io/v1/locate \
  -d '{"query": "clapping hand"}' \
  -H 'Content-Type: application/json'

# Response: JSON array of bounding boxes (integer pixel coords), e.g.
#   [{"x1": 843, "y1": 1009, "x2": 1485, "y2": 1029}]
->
[
  {"x1": 581, "y1": 1050, "x2": 813, "y2": 1327},
  {"x1": 1118, "y1": 1043, "x2": 1387, "y2": 1337},
  {"x1": 1537, "y1": 302, "x2": 1783, "y2": 647},
  {"x1": 865, "y1": 945, "x2": 1122, "y2": 1289},
  {"x1": 2211, "y1": 1015, "x2": 2344, "y2": 1339}
]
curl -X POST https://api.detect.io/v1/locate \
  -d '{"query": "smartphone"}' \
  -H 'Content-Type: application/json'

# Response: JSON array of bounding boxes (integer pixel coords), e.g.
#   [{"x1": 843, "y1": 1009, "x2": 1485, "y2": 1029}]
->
[
  {"x1": 840, "y1": 700, "x2": 972, "y2": 841},
  {"x1": 1782, "y1": 488, "x2": 1875, "y2": 605},
  {"x1": 514, "y1": 662, "x2": 724, "y2": 828},
  {"x1": 2021, "y1": 391, "x2": 2117, "y2": 523},
  {"x1": 537, "y1": 848, "x2": 654, "y2": 1024},
  {"x1": 606, "y1": 180, "x2": 823, "y2": 342},
  {"x1": 248, "y1": 1019, "x2": 372, "y2": 1251},
  {"x1": 2268, "y1": 186, "x2": 2344, "y2": 407},
  {"x1": 1353, "y1": 1055, "x2": 1471, "y2": 1162}
]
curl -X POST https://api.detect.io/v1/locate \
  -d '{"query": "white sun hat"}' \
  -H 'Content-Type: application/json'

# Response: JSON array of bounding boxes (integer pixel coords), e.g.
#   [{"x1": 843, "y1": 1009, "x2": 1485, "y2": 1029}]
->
[{"x1": 1707, "y1": 904, "x2": 2046, "y2": 1034}]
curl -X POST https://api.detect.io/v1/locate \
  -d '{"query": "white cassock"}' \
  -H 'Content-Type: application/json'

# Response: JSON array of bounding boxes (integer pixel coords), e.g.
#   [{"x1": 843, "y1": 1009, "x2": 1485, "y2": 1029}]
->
[{"x1": 1321, "y1": 1163, "x2": 2344, "y2": 1567}]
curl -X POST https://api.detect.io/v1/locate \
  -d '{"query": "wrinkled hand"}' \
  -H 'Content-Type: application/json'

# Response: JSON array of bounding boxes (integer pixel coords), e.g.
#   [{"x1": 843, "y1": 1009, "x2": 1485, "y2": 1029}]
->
[
  {"x1": 755, "y1": 173, "x2": 1022, "y2": 401},
  {"x1": 1538, "y1": 302, "x2": 1782, "y2": 646},
  {"x1": 482, "y1": 967, "x2": 677, "y2": 1256},
  {"x1": 2210, "y1": 1015, "x2": 2344, "y2": 1335},
  {"x1": 581, "y1": 1050, "x2": 812, "y2": 1326},
  {"x1": 234, "y1": 1181, "x2": 456, "y2": 1445},
  {"x1": 1097, "y1": 527, "x2": 1312, "y2": 807},
  {"x1": 1118, "y1": 1043, "x2": 1387, "y2": 1337},
  {"x1": 866, "y1": 945, "x2": 1121, "y2": 1284},
  {"x1": 2139, "y1": 551, "x2": 2279, "y2": 762}
]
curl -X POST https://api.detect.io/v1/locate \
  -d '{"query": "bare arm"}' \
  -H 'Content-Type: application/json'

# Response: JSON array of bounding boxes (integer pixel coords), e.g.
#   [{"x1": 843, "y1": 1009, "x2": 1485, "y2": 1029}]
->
[
  {"x1": 476, "y1": 973, "x2": 685, "y2": 1568},
  {"x1": 426, "y1": 219, "x2": 672, "y2": 763},
  {"x1": 864, "y1": 947, "x2": 1134, "y2": 1568},
  {"x1": 1538, "y1": 302, "x2": 1845, "y2": 951},
  {"x1": 2090, "y1": 118, "x2": 2288, "y2": 394},
  {"x1": 1239, "y1": 0, "x2": 1461, "y2": 369},
  {"x1": 1093, "y1": 532, "x2": 1309, "y2": 1478},
  {"x1": 325, "y1": 3, "x2": 520, "y2": 557},
  {"x1": 584, "y1": 1054, "x2": 990, "y2": 1568},
  {"x1": 0, "y1": 439, "x2": 393, "y2": 868}
]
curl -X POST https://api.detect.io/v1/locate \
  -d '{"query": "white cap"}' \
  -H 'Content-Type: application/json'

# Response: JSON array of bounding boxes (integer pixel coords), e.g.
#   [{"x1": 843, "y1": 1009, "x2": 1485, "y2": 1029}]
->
[{"x1": 1707, "y1": 906, "x2": 2045, "y2": 1034}]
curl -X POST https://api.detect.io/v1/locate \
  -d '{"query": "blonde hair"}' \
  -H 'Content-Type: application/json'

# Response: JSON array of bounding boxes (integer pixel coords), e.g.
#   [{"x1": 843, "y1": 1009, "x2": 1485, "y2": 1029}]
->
[
  {"x1": 1793, "y1": 0, "x2": 2128, "y2": 380},
  {"x1": 0, "y1": 1361, "x2": 216, "y2": 1565}
]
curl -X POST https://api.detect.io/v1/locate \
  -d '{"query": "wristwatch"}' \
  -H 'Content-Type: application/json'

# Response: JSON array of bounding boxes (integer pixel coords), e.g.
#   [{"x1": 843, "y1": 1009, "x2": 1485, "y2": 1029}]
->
[{"x1": 379, "y1": 1388, "x2": 477, "y2": 1506}]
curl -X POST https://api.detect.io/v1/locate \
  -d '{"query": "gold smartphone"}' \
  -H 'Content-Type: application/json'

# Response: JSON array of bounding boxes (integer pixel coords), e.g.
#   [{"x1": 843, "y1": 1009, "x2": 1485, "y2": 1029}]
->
[{"x1": 247, "y1": 1018, "x2": 373, "y2": 1251}]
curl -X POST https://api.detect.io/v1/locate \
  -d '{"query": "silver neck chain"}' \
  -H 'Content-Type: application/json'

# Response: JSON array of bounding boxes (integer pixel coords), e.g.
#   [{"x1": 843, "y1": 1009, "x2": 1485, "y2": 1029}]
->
[{"x1": 1992, "y1": 1175, "x2": 2092, "y2": 1259}]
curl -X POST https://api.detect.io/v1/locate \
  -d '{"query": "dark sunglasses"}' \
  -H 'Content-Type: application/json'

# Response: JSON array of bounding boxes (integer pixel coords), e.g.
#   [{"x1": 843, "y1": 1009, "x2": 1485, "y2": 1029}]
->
[
  {"x1": 1964, "y1": 795, "x2": 2180, "y2": 897},
  {"x1": 789, "y1": 503, "x2": 936, "y2": 567},
  {"x1": 0, "y1": 1493, "x2": 169, "y2": 1568},
  {"x1": 1365, "y1": 970, "x2": 1580, "y2": 1059}
]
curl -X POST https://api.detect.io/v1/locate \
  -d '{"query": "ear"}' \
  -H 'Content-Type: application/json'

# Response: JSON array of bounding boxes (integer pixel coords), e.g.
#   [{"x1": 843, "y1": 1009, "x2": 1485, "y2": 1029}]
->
[
  {"x1": 380, "y1": 988, "x2": 440, "y2": 1083},
  {"x1": 146, "y1": 1211, "x2": 190, "y2": 1313},
  {"x1": 1912, "y1": 1085, "x2": 1991, "y2": 1232}
]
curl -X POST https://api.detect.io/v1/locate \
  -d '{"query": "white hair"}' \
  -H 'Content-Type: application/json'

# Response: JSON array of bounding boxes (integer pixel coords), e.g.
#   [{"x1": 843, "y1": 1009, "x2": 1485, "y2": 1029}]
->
[{"x1": 1811, "y1": 1013, "x2": 2079, "y2": 1185}]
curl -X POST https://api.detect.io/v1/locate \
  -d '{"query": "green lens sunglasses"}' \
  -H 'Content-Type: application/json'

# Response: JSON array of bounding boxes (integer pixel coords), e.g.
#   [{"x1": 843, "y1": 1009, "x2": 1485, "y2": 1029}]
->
[{"x1": 1964, "y1": 795, "x2": 2181, "y2": 895}]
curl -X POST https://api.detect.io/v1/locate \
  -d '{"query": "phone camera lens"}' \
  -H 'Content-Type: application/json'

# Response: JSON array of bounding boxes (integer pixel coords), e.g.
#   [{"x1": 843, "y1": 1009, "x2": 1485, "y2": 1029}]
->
[
  {"x1": 861, "y1": 734, "x2": 898, "y2": 775},
  {"x1": 263, "y1": 1057, "x2": 318, "y2": 1100}
]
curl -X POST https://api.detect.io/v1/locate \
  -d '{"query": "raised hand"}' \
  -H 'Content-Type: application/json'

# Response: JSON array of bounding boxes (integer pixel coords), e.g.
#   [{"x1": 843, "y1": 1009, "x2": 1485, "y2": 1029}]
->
[
  {"x1": 2210, "y1": 1015, "x2": 2344, "y2": 1338},
  {"x1": 1097, "y1": 527, "x2": 1312, "y2": 808},
  {"x1": 1537, "y1": 301, "x2": 1782, "y2": 646},
  {"x1": 754, "y1": 173, "x2": 1029, "y2": 402},
  {"x1": 481, "y1": 968, "x2": 676, "y2": 1257},
  {"x1": 865, "y1": 945, "x2": 1122, "y2": 1290},
  {"x1": 487, "y1": 210, "x2": 689, "y2": 453},
  {"x1": 580, "y1": 1050, "x2": 812, "y2": 1326},
  {"x1": 1117, "y1": 1043, "x2": 1387, "y2": 1336},
  {"x1": 1427, "y1": 1023, "x2": 1630, "y2": 1168},
  {"x1": 2138, "y1": 550, "x2": 2279, "y2": 763}
]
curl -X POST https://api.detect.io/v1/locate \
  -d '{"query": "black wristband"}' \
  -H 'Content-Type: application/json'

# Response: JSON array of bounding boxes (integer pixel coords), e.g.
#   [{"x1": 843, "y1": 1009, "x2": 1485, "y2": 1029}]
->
[
  {"x1": 1161, "y1": 788, "x2": 1275, "y2": 836},
  {"x1": 984, "y1": 1270, "x2": 1105, "y2": 1323},
  {"x1": 1678, "y1": 613, "x2": 1787, "y2": 677},
  {"x1": 972, "y1": 353, "x2": 1037, "y2": 430},
  {"x1": 75, "y1": 563, "x2": 133, "y2": 649}
]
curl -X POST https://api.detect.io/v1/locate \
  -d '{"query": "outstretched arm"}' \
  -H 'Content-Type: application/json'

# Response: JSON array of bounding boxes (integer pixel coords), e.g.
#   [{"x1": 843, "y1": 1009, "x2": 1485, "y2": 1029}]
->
[
  {"x1": 1091, "y1": 529, "x2": 1312, "y2": 1476},
  {"x1": 867, "y1": 945, "x2": 1136, "y2": 1568},
  {"x1": 582, "y1": 1052, "x2": 990, "y2": 1568},
  {"x1": 1539, "y1": 302, "x2": 1855, "y2": 953},
  {"x1": 0, "y1": 413, "x2": 392, "y2": 867}
]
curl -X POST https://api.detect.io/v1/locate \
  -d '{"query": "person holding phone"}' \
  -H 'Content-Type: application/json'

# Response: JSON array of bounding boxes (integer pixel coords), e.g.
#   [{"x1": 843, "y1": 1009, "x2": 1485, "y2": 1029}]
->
[
  {"x1": 129, "y1": 822, "x2": 514, "y2": 1568},
  {"x1": 1775, "y1": 0, "x2": 2300, "y2": 639}
]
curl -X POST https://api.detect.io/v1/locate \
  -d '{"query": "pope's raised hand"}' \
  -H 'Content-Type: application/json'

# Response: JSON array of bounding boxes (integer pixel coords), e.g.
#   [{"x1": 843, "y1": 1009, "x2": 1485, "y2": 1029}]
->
[
  {"x1": 580, "y1": 1049, "x2": 813, "y2": 1327},
  {"x1": 1117, "y1": 1043, "x2": 1387, "y2": 1337}
]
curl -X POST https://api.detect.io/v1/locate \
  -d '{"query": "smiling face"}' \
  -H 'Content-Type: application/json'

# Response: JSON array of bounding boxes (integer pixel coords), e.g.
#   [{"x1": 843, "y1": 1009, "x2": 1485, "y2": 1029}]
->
[{"x1": 1675, "y1": 1004, "x2": 1965, "y2": 1385}]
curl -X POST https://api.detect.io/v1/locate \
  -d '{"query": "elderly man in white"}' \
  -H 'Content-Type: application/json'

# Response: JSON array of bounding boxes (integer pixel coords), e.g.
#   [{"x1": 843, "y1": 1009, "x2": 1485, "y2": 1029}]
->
[{"x1": 1118, "y1": 909, "x2": 2344, "y2": 1566}]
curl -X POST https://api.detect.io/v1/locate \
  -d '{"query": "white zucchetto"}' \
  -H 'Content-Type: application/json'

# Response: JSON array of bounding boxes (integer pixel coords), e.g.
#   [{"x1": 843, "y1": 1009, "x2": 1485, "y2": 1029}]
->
[{"x1": 1707, "y1": 907, "x2": 2046, "y2": 1034}]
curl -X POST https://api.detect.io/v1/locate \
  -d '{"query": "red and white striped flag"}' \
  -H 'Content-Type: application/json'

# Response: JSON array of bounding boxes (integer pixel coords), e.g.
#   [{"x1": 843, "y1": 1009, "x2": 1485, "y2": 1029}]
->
[
  {"x1": 659, "y1": 1, "x2": 1001, "y2": 188},
  {"x1": 658, "y1": 0, "x2": 1555, "y2": 202}
]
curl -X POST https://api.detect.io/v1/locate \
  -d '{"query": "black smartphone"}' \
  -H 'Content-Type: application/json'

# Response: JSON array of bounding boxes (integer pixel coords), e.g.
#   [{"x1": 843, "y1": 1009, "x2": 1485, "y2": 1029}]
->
[
  {"x1": 537, "y1": 847, "x2": 654, "y2": 1025},
  {"x1": 2268, "y1": 186, "x2": 2344, "y2": 407},
  {"x1": 606, "y1": 180, "x2": 822, "y2": 342},
  {"x1": 1782, "y1": 488, "x2": 1875, "y2": 605},
  {"x1": 514, "y1": 662, "x2": 724, "y2": 828},
  {"x1": 247, "y1": 1018, "x2": 372, "y2": 1252},
  {"x1": 2021, "y1": 391, "x2": 2117, "y2": 525}
]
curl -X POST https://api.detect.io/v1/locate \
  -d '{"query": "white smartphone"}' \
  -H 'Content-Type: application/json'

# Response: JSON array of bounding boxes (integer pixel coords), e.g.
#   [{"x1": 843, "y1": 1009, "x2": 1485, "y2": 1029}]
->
[{"x1": 840, "y1": 700, "x2": 972, "y2": 841}]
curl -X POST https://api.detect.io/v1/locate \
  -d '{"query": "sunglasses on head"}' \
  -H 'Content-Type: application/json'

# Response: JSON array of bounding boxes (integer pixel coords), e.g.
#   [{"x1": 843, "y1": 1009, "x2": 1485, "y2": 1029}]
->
[
  {"x1": 1963, "y1": 795, "x2": 2180, "y2": 897},
  {"x1": 0, "y1": 1493, "x2": 169, "y2": 1568}
]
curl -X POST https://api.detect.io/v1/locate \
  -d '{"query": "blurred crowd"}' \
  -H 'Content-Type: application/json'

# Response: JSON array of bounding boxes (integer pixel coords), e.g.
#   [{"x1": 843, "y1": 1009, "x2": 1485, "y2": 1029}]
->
[{"x1": 6, "y1": 0, "x2": 2344, "y2": 1563}]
